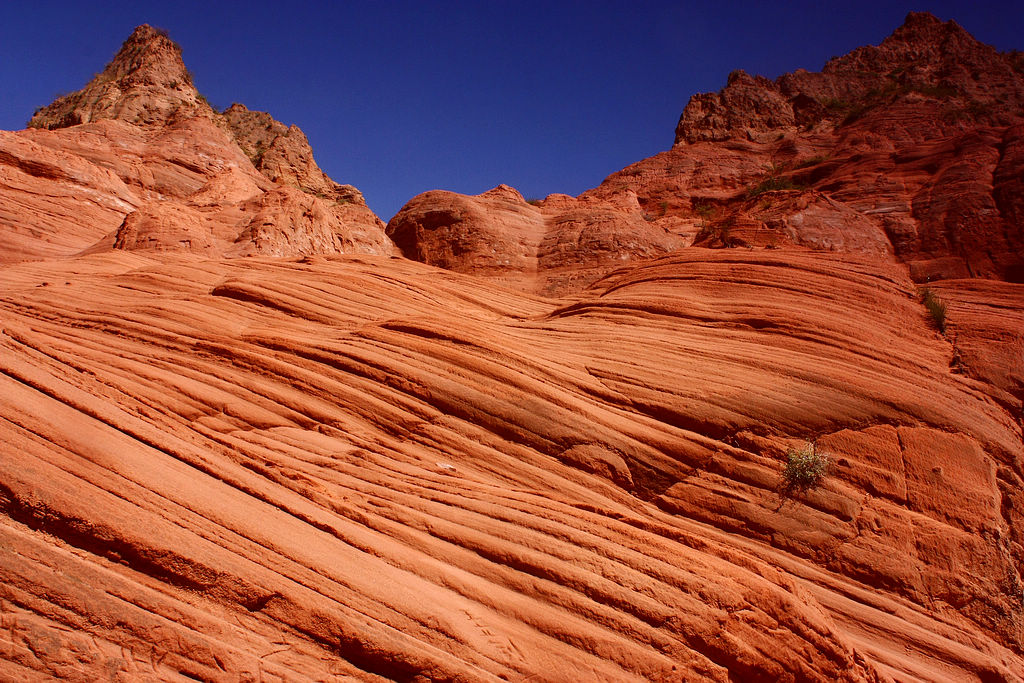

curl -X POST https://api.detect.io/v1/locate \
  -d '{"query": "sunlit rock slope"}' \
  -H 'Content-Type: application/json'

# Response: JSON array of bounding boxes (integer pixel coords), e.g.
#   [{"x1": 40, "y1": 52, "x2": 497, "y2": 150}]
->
[{"x1": 1, "y1": 14, "x2": 1023, "y2": 683}]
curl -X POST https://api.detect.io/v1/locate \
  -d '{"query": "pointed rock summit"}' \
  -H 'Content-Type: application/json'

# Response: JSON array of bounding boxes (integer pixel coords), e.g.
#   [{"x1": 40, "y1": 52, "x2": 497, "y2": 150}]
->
[
  {"x1": 29, "y1": 25, "x2": 214, "y2": 129},
  {"x1": 3, "y1": 25, "x2": 392, "y2": 262}
]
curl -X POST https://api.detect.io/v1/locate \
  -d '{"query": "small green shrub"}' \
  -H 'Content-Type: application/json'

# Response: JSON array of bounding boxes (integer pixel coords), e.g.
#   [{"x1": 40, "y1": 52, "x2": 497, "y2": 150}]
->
[
  {"x1": 820, "y1": 97, "x2": 851, "y2": 112},
  {"x1": 700, "y1": 217, "x2": 738, "y2": 248},
  {"x1": 783, "y1": 442, "x2": 830, "y2": 492},
  {"x1": 921, "y1": 287, "x2": 948, "y2": 333},
  {"x1": 746, "y1": 176, "x2": 804, "y2": 198},
  {"x1": 526, "y1": 198, "x2": 543, "y2": 206},
  {"x1": 694, "y1": 202, "x2": 714, "y2": 222}
]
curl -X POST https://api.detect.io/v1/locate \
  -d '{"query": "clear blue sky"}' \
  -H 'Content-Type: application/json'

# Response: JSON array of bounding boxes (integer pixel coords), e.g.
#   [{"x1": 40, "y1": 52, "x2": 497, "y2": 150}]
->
[{"x1": 2, "y1": 1, "x2": 1021, "y2": 220}]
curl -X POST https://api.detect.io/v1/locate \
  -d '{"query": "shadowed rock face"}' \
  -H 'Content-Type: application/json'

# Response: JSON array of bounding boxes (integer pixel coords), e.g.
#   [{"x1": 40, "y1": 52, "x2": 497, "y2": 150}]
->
[
  {"x1": 3, "y1": 25, "x2": 390, "y2": 263},
  {"x1": 1, "y1": 14, "x2": 1024, "y2": 683}
]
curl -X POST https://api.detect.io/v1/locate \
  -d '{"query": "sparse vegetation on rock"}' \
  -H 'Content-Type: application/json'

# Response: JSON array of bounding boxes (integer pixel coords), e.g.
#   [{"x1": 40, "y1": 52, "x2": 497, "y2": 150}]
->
[
  {"x1": 782, "y1": 442, "x2": 830, "y2": 492},
  {"x1": 921, "y1": 287, "x2": 949, "y2": 333}
]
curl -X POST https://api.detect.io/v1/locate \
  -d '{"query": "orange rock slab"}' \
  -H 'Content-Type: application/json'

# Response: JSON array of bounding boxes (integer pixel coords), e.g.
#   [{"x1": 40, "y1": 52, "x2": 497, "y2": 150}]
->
[{"x1": 0, "y1": 250, "x2": 1020, "y2": 680}]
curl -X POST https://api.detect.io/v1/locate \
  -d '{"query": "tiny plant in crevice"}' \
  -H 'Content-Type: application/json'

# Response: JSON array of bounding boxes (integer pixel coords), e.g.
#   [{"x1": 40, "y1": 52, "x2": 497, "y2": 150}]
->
[
  {"x1": 746, "y1": 161, "x2": 804, "y2": 199},
  {"x1": 694, "y1": 202, "x2": 715, "y2": 226},
  {"x1": 920, "y1": 287, "x2": 948, "y2": 333},
  {"x1": 782, "y1": 442, "x2": 829, "y2": 493}
]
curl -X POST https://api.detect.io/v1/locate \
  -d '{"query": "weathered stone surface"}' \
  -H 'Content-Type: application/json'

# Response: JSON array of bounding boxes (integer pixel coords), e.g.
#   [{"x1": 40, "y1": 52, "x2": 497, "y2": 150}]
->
[
  {"x1": 677, "y1": 12, "x2": 1024, "y2": 145},
  {"x1": 1, "y1": 14, "x2": 1023, "y2": 683},
  {"x1": 29, "y1": 25, "x2": 213, "y2": 130},
  {"x1": 1, "y1": 250, "x2": 1021, "y2": 680},
  {"x1": 388, "y1": 185, "x2": 687, "y2": 295},
  {"x1": 604, "y1": 13, "x2": 1024, "y2": 283}
]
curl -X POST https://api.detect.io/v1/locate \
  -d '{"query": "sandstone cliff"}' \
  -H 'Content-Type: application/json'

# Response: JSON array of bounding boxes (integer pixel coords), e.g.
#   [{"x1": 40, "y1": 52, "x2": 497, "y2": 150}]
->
[{"x1": 393, "y1": 12, "x2": 1023, "y2": 288}]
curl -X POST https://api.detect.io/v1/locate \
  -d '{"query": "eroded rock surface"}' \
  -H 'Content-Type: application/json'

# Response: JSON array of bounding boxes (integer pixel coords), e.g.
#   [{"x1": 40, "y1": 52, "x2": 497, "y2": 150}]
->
[
  {"x1": 1, "y1": 250, "x2": 1022, "y2": 681},
  {"x1": 392, "y1": 12, "x2": 1023, "y2": 289},
  {"x1": 1, "y1": 13, "x2": 1023, "y2": 683},
  {"x1": 388, "y1": 185, "x2": 687, "y2": 295}
]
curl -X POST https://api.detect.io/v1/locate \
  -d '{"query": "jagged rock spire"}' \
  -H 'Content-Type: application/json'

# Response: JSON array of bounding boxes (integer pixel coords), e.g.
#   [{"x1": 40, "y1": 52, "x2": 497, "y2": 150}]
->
[{"x1": 28, "y1": 24, "x2": 215, "y2": 129}]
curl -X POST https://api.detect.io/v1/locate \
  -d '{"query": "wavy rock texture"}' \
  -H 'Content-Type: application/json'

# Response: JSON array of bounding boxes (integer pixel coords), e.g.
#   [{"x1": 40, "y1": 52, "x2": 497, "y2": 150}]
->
[
  {"x1": 2, "y1": 13, "x2": 1024, "y2": 683},
  {"x1": 1, "y1": 251, "x2": 1022, "y2": 681}
]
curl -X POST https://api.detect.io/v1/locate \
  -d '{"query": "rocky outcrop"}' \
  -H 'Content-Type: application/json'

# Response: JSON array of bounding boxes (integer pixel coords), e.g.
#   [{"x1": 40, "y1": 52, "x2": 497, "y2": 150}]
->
[
  {"x1": 676, "y1": 12, "x2": 1024, "y2": 145},
  {"x1": 28, "y1": 25, "x2": 214, "y2": 130},
  {"x1": 219, "y1": 103, "x2": 365, "y2": 205},
  {"x1": 390, "y1": 14, "x2": 1022, "y2": 288},
  {"x1": 2, "y1": 25, "x2": 390, "y2": 262},
  {"x1": 387, "y1": 184, "x2": 686, "y2": 295},
  {"x1": 590, "y1": 12, "x2": 1024, "y2": 283}
]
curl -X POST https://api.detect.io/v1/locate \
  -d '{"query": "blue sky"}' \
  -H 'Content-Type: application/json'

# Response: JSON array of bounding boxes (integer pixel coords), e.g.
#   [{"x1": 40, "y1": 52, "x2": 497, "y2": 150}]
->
[{"x1": 2, "y1": 1, "x2": 1021, "y2": 220}]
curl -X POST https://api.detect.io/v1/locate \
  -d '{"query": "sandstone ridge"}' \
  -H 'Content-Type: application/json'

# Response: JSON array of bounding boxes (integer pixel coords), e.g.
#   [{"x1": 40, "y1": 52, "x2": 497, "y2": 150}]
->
[
  {"x1": 387, "y1": 184, "x2": 687, "y2": 295},
  {"x1": 389, "y1": 13, "x2": 1023, "y2": 291}
]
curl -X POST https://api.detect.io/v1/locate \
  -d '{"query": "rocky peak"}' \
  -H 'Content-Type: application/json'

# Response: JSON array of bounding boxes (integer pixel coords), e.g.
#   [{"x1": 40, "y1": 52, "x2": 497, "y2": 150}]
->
[
  {"x1": 28, "y1": 24, "x2": 214, "y2": 129},
  {"x1": 676, "y1": 12, "x2": 1024, "y2": 145},
  {"x1": 7, "y1": 25, "x2": 390, "y2": 261},
  {"x1": 218, "y1": 103, "x2": 364, "y2": 205},
  {"x1": 24, "y1": 25, "x2": 372, "y2": 212},
  {"x1": 880, "y1": 11, "x2": 970, "y2": 52}
]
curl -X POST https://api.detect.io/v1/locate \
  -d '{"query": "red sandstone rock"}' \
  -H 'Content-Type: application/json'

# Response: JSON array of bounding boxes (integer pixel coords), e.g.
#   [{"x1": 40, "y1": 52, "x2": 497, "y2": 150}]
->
[
  {"x1": 388, "y1": 184, "x2": 686, "y2": 295},
  {"x1": 588, "y1": 12, "x2": 1024, "y2": 284},
  {"x1": 1, "y1": 14, "x2": 1023, "y2": 683},
  {"x1": 1, "y1": 25, "x2": 390, "y2": 263},
  {"x1": 389, "y1": 20, "x2": 1023, "y2": 289},
  {"x1": 28, "y1": 25, "x2": 213, "y2": 130},
  {"x1": 0, "y1": 250, "x2": 1021, "y2": 680}
]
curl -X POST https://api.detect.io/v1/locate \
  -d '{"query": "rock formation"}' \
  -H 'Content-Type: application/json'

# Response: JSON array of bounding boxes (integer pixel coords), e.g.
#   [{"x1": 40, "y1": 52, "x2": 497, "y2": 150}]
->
[
  {"x1": 393, "y1": 12, "x2": 1023, "y2": 289},
  {"x1": 388, "y1": 184, "x2": 686, "y2": 295},
  {"x1": 2, "y1": 24, "x2": 389, "y2": 264},
  {"x1": 1, "y1": 14, "x2": 1022, "y2": 682}
]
